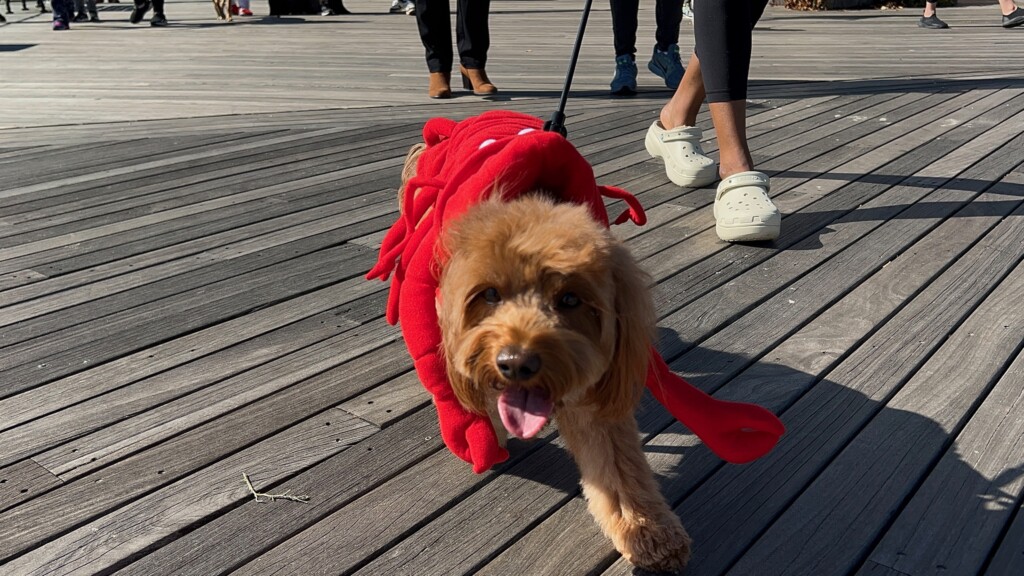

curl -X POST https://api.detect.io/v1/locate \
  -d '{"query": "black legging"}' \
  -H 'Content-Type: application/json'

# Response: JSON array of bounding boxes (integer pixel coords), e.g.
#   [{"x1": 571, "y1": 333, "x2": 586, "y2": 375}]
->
[
  {"x1": 609, "y1": 0, "x2": 684, "y2": 58},
  {"x1": 694, "y1": 0, "x2": 769, "y2": 103},
  {"x1": 414, "y1": 0, "x2": 490, "y2": 74}
]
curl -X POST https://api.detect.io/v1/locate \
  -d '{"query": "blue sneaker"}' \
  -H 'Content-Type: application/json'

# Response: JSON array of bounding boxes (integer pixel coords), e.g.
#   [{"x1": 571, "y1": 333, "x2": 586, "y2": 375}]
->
[
  {"x1": 610, "y1": 55, "x2": 637, "y2": 95},
  {"x1": 648, "y1": 44, "x2": 685, "y2": 90}
]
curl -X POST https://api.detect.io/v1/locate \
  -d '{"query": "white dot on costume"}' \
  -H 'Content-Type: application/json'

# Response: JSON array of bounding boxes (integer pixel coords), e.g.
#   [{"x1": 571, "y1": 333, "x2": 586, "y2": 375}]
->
[
  {"x1": 479, "y1": 139, "x2": 497, "y2": 149},
  {"x1": 518, "y1": 128, "x2": 536, "y2": 136}
]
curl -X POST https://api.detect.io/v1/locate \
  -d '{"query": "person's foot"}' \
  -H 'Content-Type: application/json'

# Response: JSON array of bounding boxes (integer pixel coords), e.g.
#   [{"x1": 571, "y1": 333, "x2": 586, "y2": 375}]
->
[
  {"x1": 239, "y1": 8, "x2": 252, "y2": 15},
  {"x1": 89, "y1": 13, "x2": 100, "y2": 21},
  {"x1": 72, "y1": 12, "x2": 87, "y2": 21},
  {"x1": 1003, "y1": 7, "x2": 1024, "y2": 28},
  {"x1": 129, "y1": 0, "x2": 151, "y2": 23},
  {"x1": 644, "y1": 121, "x2": 719, "y2": 188},
  {"x1": 321, "y1": 7, "x2": 335, "y2": 15},
  {"x1": 681, "y1": 1, "x2": 693, "y2": 21},
  {"x1": 52, "y1": 19, "x2": 69, "y2": 30},
  {"x1": 389, "y1": 0, "x2": 414, "y2": 14},
  {"x1": 648, "y1": 44, "x2": 685, "y2": 90},
  {"x1": 610, "y1": 54, "x2": 638, "y2": 96},
  {"x1": 229, "y1": 3, "x2": 238, "y2": 14},
  {"x1": 918, "y1": 14, "x2": 949, "y2": 29},
  {"x1": 714, "y1": 171, "x2": 781, "y2": 242},
  {"x1": 150, "y1": 12, "x2": 167, "y2": 26}
]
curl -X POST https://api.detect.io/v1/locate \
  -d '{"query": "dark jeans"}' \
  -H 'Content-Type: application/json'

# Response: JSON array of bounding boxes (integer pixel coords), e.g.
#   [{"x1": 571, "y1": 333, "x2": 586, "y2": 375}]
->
[
  {"x1": 694, "y1": 0, "x2": 769, "y2": 102},
  {"x1": 414, "y1": 0, "x2": 490, "y2": 73},
  {"x1": 51, "y1": 0, "x2": 73, "y2": 22},
  {"x1": 609, "y1": 0, "x2": 683, "y2": 58},
  {"x1": 135, "y1": 0, "x2": 165, "y2": 15}
]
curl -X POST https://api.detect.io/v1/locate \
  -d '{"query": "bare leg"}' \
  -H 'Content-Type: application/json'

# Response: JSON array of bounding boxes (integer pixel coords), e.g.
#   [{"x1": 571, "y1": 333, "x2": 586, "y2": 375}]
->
[
  {"x1": 709, "y1": 100, "x2": 754, "y2": 178},
  {"x1": 659, "y1": 52, "x2": 753, "y2": 180},
  {"x1": 659, "y1": 52, "x2": 704, "y2": 129},
  {"x1": 558, "y1": 407, "x2": 690, "y2": 572}
]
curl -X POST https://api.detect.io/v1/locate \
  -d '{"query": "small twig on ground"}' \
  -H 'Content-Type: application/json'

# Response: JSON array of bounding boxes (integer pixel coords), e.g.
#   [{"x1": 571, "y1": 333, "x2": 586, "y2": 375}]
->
[{"x1": 242, "y1": 473, "x2": 310, "y2": 504}]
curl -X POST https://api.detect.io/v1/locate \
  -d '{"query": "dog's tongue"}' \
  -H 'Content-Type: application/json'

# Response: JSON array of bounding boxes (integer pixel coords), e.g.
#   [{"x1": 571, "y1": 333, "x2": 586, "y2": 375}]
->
[{"x1": 498, "y1": 386, "x2": 554, "y2": 439}]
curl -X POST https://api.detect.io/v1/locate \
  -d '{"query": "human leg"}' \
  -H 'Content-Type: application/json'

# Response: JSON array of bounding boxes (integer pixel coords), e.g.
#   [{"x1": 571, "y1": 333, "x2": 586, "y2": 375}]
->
[
  {"x1": 1001, "y1": 0, "x2": 1024, "y2": 27},
  {"x1": 609, "y1": 0, "x2": 639, "y2": 58},
  {"x1": 456, "y1": 0, "x2": 496, "y2": 94},
  {"x1": 414, "y1": 0, "x2": 453, "y2": 97}
]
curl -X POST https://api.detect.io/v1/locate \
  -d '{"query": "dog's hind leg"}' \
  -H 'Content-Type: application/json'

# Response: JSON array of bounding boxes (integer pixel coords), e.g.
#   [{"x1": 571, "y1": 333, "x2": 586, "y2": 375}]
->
[{"x1": 558, "y1": 409, "x2": 691, "y2": 572}]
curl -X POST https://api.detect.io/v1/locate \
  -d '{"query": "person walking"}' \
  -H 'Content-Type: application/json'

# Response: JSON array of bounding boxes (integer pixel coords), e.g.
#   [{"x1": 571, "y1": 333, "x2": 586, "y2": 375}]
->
[
  {"x1": 644, "y1": 0, "x2": 781, "y2": 243},
  {"x1": 72, "y1": 0, "x2": 99, "y2": 22}
]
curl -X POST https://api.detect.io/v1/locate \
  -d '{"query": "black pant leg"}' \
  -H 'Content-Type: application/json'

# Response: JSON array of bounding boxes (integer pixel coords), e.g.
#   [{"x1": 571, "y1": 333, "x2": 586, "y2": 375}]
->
[
  {"x1": 609, "y1": 0, "x2": 639, "y2": 58},
  {"x1": 415, "y1": 0, "x2": 454, "y2": 73},
  {"x1": 694, "y1": 0, "x2": 768, "y2": 102},
  {"x1": 455, "y1": 0, "x2": 489, "y2": 69},
  {"x1": 151, "y1": 0, "x2": 163, "y2": 14},
  {"x1": 654, "y1": 0, "x2": 683, "y2": 51}
]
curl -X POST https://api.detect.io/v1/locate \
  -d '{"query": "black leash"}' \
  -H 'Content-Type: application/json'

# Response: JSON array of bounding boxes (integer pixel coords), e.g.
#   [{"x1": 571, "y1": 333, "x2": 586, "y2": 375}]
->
[{"x1": 542, "y1": 0, "x2": 595, "y2": 137}]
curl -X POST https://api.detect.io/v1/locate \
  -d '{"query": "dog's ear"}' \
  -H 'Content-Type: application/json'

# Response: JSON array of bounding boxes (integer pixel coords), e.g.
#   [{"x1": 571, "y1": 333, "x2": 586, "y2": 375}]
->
[
  {"x1": 592, "y1": 242, "x2": 656, "y2": 420},
  {"x1": 399, "y1": 142, "x2": 428, "y2": 214}
]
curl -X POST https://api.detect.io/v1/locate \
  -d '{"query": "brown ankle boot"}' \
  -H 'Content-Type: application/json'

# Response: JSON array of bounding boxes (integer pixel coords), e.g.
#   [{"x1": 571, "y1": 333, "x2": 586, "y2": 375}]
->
[
  {"x1": 428, "y1": 71, "x2": 452, "y2": 99},
  {"x1": 459, "y1": 66, "x2": 498, "y2": 95}
]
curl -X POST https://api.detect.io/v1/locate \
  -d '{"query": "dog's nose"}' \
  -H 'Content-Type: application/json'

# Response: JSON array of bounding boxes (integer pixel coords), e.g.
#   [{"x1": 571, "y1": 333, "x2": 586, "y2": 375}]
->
[{"x1": 496, "y1": 346, "x2": 541, "y2": 381}]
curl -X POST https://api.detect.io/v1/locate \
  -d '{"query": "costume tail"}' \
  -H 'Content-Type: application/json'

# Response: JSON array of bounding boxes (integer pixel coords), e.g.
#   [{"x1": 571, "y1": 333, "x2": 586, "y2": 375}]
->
[{"x1": 646, "y1": 352, "x2": 784, "y2": 464}]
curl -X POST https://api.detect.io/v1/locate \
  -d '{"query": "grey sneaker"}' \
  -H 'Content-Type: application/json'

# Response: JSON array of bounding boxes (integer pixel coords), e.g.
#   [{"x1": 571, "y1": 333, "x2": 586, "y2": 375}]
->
[
  {"x1": 648, "y1": 44, "x2": 685, "y2": 90},
  {"x1": 610, "y1": 55, "x2": 637, "y2": 95},
  {"x1": 1003, "y1": 7, "x2": 1024, "y2": 28}
]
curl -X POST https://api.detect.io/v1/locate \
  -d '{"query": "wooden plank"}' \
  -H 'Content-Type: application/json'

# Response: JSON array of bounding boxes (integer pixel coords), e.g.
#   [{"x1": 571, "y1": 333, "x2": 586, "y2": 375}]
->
[
  {"x1": 722, "y1": 238, "x2": 1024, "y2": 576},
  {"x1": 640, "y1": 85, "x2": 1004, "y2": 276},
  {"x1": 0, "y1": 190, "x2": 386, "y2": 307},
  {"x1": 0, "y1": 459, "x2": 61, "y2": 511},
  {"x1": 0, "y1": 127, "x2": 351, "y2": 201},
  {"x1": 33, "y1": 319, "x2": 397, "y2": 481},
  {"x1": 0, "y1": 244, "x2": 376, "y2": 396},
  {"x1": 985, "y1": 505, "x2": 1024, "y2": 575},
  {"x1": 859, "y1": 348, "x2": 1024, "y2": 576},
  {"x1": 0, "y1": 277, "x2": 384, "y2": 432},
  {"x1": 0, "y1": 126, "x2": 419, "y2": 238},
  {"x1": 653, "y1": 88, "x2": 1023, "y2": 350},
  {"x1": 342, "y1": 394, "x2": 671, "y2": 576},
  {"x1": 1, "y1": 409, "x2": 379, "y2": 576},
  {"x1": 337, "y1": 371, "x2": 431, "y2": 428},
  {"x1": 0, "y1": 309, "x2": 392, "y2": 475},
  {"x1": 0, "y1": 340, "x2": 410, "y2": 561},
  {"x1": 0, "y1": 195, "x2": 394, "y2": 334},
  {"x1": 110, "y1": 408, "x2": 444, "y2": 576}
]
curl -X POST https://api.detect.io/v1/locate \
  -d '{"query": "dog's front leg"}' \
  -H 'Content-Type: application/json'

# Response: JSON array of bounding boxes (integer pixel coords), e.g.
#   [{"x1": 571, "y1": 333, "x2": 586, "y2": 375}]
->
[{"x1": 558, "y1": 408, "x2": 691, "y2": 573}]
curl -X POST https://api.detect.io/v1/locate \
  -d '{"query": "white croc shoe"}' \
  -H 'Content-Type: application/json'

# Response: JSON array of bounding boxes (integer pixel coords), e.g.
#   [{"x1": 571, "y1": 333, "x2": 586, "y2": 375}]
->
[
  {"x1": 714, "y1": 171, "x2": 781, "y2": 242},
  {"x1": 644, "y1": 121, "x2": 718, "y2": 188}
]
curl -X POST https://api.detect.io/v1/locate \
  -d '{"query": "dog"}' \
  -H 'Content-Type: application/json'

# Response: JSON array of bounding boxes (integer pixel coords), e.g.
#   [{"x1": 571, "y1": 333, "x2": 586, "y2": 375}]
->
[
  {"x1": 371, "y1": 111, "x2": 783, "y2": 572},
  {"x1": 211, "y1": 0, "x2": 231, "y2": 21},
  {"x1": 400, "y1": 143, "x2": 692, "y2": 572}
]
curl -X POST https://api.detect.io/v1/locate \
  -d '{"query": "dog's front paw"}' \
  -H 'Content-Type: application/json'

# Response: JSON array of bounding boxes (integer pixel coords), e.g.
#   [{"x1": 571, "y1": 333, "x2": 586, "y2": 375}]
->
[{"x1": 616, "y1": 514, "x2": 691, "y2": 574}]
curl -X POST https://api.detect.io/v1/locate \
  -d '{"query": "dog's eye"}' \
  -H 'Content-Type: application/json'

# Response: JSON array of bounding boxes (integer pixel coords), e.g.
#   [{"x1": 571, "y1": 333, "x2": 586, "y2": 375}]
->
[
  {"x1": 557, "y1": 292, "x2": 581, "y2": 309},
  {"x1": 482, "y1": 287, "x2": 502, "y2": 304}
]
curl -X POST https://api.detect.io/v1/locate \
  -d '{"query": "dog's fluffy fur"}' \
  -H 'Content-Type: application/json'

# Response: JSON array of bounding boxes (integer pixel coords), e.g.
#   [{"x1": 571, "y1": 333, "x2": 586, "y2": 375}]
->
[
  {"x1": 403, "y1": 145, "x2": 691, "y2": 571},
  {"x1": 212, "y1": 0, "x2": 232, "y2": 21}
]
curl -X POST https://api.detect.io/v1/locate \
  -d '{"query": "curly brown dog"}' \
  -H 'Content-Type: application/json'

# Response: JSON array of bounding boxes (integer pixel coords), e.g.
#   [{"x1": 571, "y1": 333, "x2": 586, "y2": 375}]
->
[{"x1": 402, "y1": 144, "x2": 691, "y2": 572}]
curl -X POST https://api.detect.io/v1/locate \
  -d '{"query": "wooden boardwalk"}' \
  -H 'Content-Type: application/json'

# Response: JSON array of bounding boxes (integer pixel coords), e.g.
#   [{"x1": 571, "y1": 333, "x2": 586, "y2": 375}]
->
[{"x1": 3, "y1": 2, "x2": 1024, "y2": 575}]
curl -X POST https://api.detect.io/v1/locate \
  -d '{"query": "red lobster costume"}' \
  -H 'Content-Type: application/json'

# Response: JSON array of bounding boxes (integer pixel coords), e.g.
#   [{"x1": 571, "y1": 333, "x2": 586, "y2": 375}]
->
[{"x1": 367, "y1": 111, "x2": 785, "y2": 473}]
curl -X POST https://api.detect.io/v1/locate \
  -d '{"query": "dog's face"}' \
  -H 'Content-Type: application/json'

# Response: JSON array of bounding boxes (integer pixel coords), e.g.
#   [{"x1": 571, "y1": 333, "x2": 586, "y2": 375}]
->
[{"x1": 437, "y1": 194, "x2": 655, "y2": 439}]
